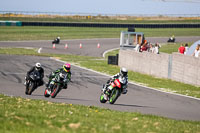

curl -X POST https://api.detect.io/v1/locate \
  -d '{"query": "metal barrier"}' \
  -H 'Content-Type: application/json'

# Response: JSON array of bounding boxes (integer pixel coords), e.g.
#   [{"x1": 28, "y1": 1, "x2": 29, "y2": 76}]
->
[{"x1": 22, "y1": 22, "x2": 200, "y2": 28}]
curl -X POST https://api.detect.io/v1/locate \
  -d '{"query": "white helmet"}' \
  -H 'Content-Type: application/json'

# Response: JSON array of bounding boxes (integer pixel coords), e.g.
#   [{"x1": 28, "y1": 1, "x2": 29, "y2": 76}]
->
[
  {"x1": 35, "y1": 62, "x2": 41, "y2": 70},
  {"x1": 57, "y1": 37, "x2": 60, "y2": 39},
  {"x1": 120, "y1": 67, "x2": 128, "y2": 77}
]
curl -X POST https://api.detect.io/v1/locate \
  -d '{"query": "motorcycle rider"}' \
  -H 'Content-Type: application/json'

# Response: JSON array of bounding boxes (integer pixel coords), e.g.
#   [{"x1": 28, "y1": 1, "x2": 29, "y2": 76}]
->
[
  {"x1": 24, "y1": 62, "x2": 44, "y2": 86},
  {"x1": 52, "y1": 36, "x2": 60, "y2": 44},
  {"x1": 103, "y1": 67, "x2": 128, "y2": 94},
  {"x1": 46, "y1": 63, "x2": 71, "y2": 90}
]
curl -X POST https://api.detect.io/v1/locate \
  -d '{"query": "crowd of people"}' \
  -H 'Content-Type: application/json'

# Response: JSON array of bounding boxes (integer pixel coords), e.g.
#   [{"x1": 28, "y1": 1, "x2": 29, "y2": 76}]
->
[
  {"x1": 192, "y1": 44, "x2": 200, "y2": 57},
  {"x1": 134, "y1": 40, "x2": 161, "y2": 54},
  {"x1": 178, "y1": 43, "x2": 200, "y2": 57}
]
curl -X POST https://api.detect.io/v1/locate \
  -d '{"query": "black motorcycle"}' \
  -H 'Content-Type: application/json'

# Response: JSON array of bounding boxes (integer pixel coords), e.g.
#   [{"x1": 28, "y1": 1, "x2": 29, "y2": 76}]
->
[
  {"x1": 25, "y1": 71, "x2": 41, "y2": 95},
  {"x1": 167, "y1": 37, "x2": 175, "y2": 43}
]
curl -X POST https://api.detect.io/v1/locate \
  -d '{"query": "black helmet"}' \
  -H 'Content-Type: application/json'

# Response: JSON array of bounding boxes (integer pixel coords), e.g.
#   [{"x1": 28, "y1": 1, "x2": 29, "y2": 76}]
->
[{"x1": 120, "y1": 67, "x2": 128, "y2": 77}]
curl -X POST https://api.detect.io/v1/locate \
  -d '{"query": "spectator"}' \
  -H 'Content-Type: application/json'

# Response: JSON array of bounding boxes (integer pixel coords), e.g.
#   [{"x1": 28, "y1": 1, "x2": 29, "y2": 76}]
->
[
  {"x1": 149, "y1": 43, "x2": 155, "y2": 53},
  {"x1": 134, "y1": 43, "x2": 141, "y2": 52},
  {"x1": 141, "y1": 42, "x2": 147, "y2": 52},
  {"x1": 184, "y1": 43, "x2": 189, "y2": 55},
  {"x1": 153, "y1": 43, "x2": 160, "y2": 54},
  {"x1": 178, "y1": 44, "x2": 185, "y2": 54},
  {"x1": 192, "y1": 44, "x2": 200, "y2": 57}
]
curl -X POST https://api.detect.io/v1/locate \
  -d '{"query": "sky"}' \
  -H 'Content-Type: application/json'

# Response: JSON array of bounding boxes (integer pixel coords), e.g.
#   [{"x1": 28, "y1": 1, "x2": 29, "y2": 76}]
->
[{"x1": 0, "y1": 0, "x2": 200, "y2": 16}]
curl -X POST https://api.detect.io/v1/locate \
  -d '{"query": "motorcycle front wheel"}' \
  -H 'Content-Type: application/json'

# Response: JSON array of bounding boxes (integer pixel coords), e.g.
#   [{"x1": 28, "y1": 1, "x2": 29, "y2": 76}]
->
[
  {"x1": 26, "y1": 81, "x2": 35, "y2": 95},
  {"x1": 51, "y1": 84, "x2": 61, "y2": 98},
  {"x1": 109, "y1": 89, "x2": 120, "y2": 104}
]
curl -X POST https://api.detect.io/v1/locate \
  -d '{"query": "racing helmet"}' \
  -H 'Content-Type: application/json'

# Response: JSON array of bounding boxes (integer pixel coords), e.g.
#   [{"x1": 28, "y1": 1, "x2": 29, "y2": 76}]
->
[
  {"x1": 63, "y1": 63, "x2": 71, "y2": 72},
  {"x1": 35, "y1": 62, "x2": 41, "y2": 70},
  {"x1": 120, "y1": 67, "x2": 128, "y2": 77},
  {"x1": 57, "y1": 37, "x2": 60, "y2": 39}
]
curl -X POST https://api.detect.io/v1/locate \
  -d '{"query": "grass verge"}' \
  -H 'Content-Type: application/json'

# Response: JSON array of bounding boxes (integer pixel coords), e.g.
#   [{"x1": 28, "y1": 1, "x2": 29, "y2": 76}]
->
[
  {"x1": 0, "y1": 47, "x2": 200, "y2": 98},
  {"x1": 0, "y1": 26, "x2": 200, "y2": 41},
  {"x1": 0, "y1": 94, "x2": 200, "y2": 133}
]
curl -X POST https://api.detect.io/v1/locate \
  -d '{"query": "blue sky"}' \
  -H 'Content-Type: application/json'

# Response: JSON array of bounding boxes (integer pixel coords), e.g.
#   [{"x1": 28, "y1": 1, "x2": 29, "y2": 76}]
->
[{"x1": 0, "y1": 0, "x2": 200, "y2": 16}]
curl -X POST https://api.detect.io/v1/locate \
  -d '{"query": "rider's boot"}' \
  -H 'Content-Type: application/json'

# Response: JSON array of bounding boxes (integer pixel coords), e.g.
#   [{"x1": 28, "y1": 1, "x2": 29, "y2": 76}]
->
[{"x1": 122, "y1": 88, "x2": 128, "y2": 94}]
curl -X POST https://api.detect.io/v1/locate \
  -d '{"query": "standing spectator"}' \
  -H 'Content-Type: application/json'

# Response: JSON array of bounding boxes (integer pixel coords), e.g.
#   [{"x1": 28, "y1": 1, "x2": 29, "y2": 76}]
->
[
  {"x1": 149, "y1": 43, "x2": 155, "y2": 53},
  {"x1": 192, "y1": 44, "x2": 200, "y2": 57},
  {"x1": 141, "y1": 41, "x2": 148, "y2": 52},
  {"x1": 184, "y1": 43, "x2": 189, "y2": 55},
  {"x1": 154, "y1": 43, "x2": 160, "y2": 54},
  {"x1": 178, "y1": 44, "x2": 185, "y2": 54},
  {"x1": 134, "y1": 43, "x2": 141, "y2": 52}
]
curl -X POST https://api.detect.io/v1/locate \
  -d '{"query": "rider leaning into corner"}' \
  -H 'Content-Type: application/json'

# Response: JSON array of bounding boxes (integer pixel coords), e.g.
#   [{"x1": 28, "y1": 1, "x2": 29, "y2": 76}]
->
[
  {"x1": 103, "y1": 67, "x2": 128, "y2": 94},
  {"x1": 24, "y1": 62, "x2": 44, "y2": 86},
  {"x1": 46, "y1": 63, "x2": 71, "y2": 89}
]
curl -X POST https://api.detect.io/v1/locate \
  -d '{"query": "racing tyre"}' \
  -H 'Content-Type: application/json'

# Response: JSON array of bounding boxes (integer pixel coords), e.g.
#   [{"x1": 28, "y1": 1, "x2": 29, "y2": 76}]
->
[{"x1": 109, "y1": 89, "x2": 119, "y2": 104}]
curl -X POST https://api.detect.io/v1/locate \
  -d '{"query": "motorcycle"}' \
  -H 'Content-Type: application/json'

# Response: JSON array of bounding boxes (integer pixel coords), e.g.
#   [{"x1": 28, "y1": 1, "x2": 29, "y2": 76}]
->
[
  {"x1": 167, "y1": 37, "x2": 175, "y2": 43},
  {"x1": 44, "y1": 72, "x2": 68, "y2": 98},
  {"x1": 100, "y1": 78, "x2": 125, "y2": 104},
  {"x1": 25, "y1": 71, "x2": 41, "y2": 95}
]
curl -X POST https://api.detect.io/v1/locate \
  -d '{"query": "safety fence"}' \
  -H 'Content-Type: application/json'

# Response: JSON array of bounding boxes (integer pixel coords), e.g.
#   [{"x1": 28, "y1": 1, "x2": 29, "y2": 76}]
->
[
  {"x1": 22, "y1": 22, "x2": 200, "y2": 28},
  {"x1": 1, "y1": 21, "x2": 200, "y2": 28},
  {"x1": 0, "y1": 21, "x2": 22, "y2": 26}
]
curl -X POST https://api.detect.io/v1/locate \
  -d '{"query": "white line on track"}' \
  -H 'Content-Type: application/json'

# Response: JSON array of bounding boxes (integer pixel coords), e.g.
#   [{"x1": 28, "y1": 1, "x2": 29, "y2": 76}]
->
[
  {"x1": 50, "y1": 57, "x2": 200, "y2": 101},
  {"x1": 38, "y1": 47, "x2": 42, "y2": 53},
  {"x1": 102, "y1": 48, "x2": 119, "y2": 58}
]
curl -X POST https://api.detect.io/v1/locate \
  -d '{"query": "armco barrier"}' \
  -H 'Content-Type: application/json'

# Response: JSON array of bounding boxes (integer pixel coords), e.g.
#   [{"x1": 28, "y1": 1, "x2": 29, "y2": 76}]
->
[
  {"x1": 118, "y1": 49, "x2": 200, "y2": 86},
  {"x1": 0, "y1": 21, "x2": 22, "y2": 26},
  {"x1": 22, "y1": 22, "x2": 200, "y2": 28}
]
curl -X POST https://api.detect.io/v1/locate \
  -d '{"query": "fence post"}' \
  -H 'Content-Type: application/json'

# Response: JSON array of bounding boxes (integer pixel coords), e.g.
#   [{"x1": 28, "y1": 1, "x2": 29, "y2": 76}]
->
[{"x1": 168, "y1": 54, "x2": 173, "y2": 79}]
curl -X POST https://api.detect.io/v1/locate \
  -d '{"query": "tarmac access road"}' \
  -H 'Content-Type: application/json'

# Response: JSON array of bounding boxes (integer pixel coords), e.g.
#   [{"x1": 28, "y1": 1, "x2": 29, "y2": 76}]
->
[{"x1": 0, "y1": 37, "x2": 200, "y2": 121}]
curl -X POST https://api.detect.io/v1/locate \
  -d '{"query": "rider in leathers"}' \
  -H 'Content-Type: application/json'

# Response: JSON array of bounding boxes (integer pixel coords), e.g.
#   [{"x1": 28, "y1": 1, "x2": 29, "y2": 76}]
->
[
  {"x1": 104, "y1": 67, "x2": 128, "y2": 94},
  {"x1": 24, "y1": 62, "x2": 44, "y2": 86},
  {"x1": 46, "y1": 63, "x2": 71, "y2": 89}
]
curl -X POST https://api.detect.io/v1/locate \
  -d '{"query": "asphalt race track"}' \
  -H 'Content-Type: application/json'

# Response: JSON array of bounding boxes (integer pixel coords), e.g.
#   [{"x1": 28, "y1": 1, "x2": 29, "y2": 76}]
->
[{"x1": 0, "y1": 37, "x2": 200, "y2": 121}]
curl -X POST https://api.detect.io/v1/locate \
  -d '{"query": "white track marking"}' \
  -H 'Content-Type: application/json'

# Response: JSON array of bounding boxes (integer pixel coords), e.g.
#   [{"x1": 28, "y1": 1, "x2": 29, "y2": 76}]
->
[
  {"x1": 102, "y1": 48, "x2": 119, "y2": 58},
  {"x1": 38, "y1": 47, "x2": 42, "y2": 53},
  {"x1": 50, "y1": 57, "x2": 200, "y2": 101}
]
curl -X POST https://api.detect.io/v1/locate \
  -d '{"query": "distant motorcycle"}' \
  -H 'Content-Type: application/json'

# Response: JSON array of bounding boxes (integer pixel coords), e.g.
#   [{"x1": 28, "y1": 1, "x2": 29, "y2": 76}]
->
[
  {"x1": 52, "y1": 37, "x2": 60, "y2": 44},
  {"x1": 44, "y1": 72, "x2": 68, "y2": 98},
  {"x1": 167, "y1": 37, "x2": 175, "y2": 43},
  {"x1": 100, "y1": 78, "x2": 124, "y2": 104},
  {"x1": 25, "y1": 71, "x2": 41, "y2": 95}
]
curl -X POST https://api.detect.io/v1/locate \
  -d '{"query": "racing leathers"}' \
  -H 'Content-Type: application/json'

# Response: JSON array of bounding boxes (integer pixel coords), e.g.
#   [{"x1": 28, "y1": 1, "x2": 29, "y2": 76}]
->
[
  {"x1": 104, "y1": 73, "x2": 128, "y2": 94},
  {"x1": 47, "y1": 68, "x2": 71, "y2": 89}
]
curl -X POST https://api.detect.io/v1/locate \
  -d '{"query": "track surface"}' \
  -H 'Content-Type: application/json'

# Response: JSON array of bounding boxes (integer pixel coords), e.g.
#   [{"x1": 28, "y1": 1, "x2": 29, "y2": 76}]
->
[{"x1": 0, "y1": 37, "x2": 200, "y2": 121}]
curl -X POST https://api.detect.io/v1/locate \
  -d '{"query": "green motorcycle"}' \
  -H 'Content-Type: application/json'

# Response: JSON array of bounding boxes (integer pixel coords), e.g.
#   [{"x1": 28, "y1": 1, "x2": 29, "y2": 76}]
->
[
  {"x1": 44, "y1": 72, "x2": 68, "y2": 98},
  {"x1": 100, "y1": 78, "x2": 122, "y2": 104}
]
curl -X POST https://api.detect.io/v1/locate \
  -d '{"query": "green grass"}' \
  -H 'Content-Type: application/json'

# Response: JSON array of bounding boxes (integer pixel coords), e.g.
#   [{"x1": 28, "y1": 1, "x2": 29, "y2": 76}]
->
[
  {"x1": 159, "y1": 42, "x2": 193, "y2": 54},
  {"x1": 0, "y1": 26, "x2": 200, "y2": 41},
  {"x1": 0, "y1": 47, "x2": 200, "y2": 98},
  {"x1": 0, "y1": 94, "x2": 200, "y2": 133}
]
